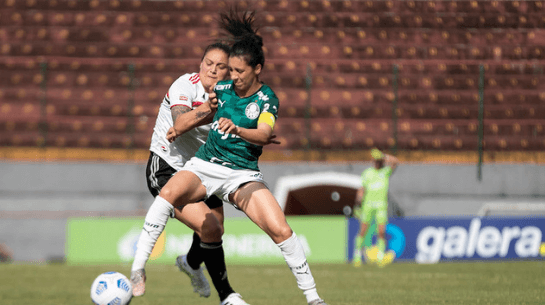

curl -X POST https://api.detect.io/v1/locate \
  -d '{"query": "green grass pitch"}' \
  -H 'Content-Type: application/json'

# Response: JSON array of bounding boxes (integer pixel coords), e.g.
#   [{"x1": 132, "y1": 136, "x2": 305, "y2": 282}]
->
[{"x1": 0, "y1": 261, "x2": 543, "y2": 304}]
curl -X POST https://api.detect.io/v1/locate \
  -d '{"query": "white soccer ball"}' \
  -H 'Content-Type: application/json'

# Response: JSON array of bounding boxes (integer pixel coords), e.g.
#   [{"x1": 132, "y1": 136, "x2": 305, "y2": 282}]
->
[{"x1": 90, "y1": 271, "x2": 133, "y2": 305}]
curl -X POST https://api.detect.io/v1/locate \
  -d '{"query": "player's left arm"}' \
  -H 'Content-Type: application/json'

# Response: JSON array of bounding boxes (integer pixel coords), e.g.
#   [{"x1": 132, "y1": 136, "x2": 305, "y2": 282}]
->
[
  {"x1": 384, "y1": 154, "x2": 399, "y2": 174},
  {"x1": 218, "y1": 98, "x2": 280, "y2": 146},
  {"x1": 217, "y1": 113, "x2": 278, "y2": 146}
]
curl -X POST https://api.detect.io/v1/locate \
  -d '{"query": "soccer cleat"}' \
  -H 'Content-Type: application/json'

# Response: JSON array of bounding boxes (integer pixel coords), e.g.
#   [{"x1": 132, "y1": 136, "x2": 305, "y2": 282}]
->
[
  {"x1": 353, "y1": 254, "x2": 362, "y2": 267},
  {"x1": 176, "y1": 255, "x2": 211, "y2": 298},
  {"x1": 130, "y1": 269, "x2": 146, "y2": 297},
  {"x1": 220, "y1": 292, "x2": 250, "y2": 305},
  {"x1": 377, "y1": 250, "x2": 396, "y2": 268},
  {"x1": 308, "y1": 298, "x2": 328, "y2": 305},
  {"x1": 364, "y1": 247, "x2": 378, "y2": 265}
]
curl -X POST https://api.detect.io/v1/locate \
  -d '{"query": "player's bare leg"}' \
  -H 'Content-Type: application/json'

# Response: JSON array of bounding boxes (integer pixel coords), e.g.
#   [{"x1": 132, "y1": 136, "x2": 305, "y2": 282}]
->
[
  {"x1": 353, "y1": 222, "x2": 369, "y2": 267},
  {"x1": 130, "y1": 171, "x2": 208, "y2": 296},
  {"x1": 175, "y1": 205, "x2": 224, "y2": 298},
  {"x1": 232, "y1": 182, "x2": 328, "y2": 305}
]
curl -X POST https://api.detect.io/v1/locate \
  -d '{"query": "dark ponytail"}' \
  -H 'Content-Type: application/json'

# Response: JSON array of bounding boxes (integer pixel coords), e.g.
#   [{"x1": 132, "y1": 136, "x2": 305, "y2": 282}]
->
[{"x1": 219, "y1": 9, "x2": 265, "y2": 68}]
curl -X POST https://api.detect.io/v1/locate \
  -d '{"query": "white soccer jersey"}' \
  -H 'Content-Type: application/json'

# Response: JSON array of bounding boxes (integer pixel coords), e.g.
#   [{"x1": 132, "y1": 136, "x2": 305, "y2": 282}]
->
[{"x1": 149, "y1": 73, "x2": 211, "y2": 171}]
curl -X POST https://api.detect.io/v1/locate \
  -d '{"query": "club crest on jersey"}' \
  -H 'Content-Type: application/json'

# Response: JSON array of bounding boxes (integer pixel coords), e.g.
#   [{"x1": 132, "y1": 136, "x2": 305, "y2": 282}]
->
[{"x1": 245, "y1": 102, "x2": 260, "y2": 120}]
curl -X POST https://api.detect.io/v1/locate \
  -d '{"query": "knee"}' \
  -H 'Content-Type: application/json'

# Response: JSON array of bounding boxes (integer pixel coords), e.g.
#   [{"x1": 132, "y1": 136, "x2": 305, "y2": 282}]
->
[
  {"x1": 158, "y1": 185, "x2": 175, "y2": 202},
  {"x1": 358, "y1": 224, "x2": 368, "y2": 236},
  {"x1": 159, "y1": 185, "x2": 187, "y2": 207},
  {"x1": 200, "y1": 218, "x2": 223, "y2": 242},
  {"x1": 270, "y1": 224, "x2": 293, "y2": 244}
]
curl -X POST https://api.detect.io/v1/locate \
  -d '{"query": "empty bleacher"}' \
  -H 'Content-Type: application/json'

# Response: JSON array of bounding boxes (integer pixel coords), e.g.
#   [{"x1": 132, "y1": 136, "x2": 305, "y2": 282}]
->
[{"x1": 0, "y1": 0, "x2": 544, "y2": 153}]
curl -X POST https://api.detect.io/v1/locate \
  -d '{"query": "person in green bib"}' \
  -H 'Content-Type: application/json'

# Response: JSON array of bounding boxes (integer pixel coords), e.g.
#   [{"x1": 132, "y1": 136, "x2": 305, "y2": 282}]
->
[{"x1": 353, "y1": 148, "x2": 399, "y2": 268}]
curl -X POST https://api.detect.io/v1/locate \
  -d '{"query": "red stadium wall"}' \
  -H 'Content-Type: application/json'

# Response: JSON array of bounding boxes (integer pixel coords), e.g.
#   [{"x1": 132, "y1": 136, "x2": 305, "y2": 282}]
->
[{"x1": 1, "y1": 0, "x2": 544, "y2": 162}]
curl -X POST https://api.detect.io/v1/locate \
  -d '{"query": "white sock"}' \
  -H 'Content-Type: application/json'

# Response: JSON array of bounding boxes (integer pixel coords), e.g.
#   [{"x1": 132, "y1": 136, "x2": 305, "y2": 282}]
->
[
  {"x1": 131, "y1": 196, "x2": 174, "y2": 272},
  {"x1": 277, "y1": 232, "x2": 320, "y2": 303},
  {"x1": 354, "y1": 248, "x2": 361, "y2": 259}
]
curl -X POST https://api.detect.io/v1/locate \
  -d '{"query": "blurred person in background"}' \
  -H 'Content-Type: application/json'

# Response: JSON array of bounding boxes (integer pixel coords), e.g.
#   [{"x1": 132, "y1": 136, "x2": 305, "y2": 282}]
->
[
  {"x1": 0, "y1": 243, "x2": 12, "y2": 263},
  {"x1": 353, "y1": 148, "x2": 399, "y2": 268},
  {"x1": 132, "y1": 42, "x2": 238, "y2": 300}
]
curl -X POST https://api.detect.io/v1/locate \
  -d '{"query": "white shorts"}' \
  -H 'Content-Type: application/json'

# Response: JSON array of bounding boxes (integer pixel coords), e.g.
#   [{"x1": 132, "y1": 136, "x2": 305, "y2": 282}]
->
[{"x1": 182, "y1": 157, "x2": 267, "y2": 207}]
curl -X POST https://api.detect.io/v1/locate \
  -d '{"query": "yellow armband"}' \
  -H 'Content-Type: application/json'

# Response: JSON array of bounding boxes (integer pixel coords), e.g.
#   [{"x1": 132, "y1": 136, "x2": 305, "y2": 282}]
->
[{"x1": 258, "y1": 112, "x2": 276, "y2": 130}]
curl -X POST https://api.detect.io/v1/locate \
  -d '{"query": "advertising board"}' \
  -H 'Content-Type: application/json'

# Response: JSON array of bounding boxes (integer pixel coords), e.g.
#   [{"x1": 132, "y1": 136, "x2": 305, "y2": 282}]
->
[
  {"x1": 66, "y1": 216, "x2": 346, "y2": 265},
  {"x1": 347, "y1": 217, "x2": 545, "y2": 263}
]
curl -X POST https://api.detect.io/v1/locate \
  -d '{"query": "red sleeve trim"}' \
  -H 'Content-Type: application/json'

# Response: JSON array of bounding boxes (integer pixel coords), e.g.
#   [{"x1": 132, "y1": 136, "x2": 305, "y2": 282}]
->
[{"x1": 170, "y1": 104, "x2": 191, "y2": 109}]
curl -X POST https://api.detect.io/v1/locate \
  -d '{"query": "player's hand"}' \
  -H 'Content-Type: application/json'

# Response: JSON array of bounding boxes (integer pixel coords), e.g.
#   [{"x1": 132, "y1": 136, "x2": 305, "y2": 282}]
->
[
  {"x1": 166, "y1": 127, "x2": 178, "y2": 143},
  {"x1": 217, "y1": 117, "x2": 239, "y2": 135},
  {"x1": 208, "y1": 91, "x2": 218, "y2": 110},
  {"x1": 265, "y1": 134, "x2": 281, "y2": 145}
]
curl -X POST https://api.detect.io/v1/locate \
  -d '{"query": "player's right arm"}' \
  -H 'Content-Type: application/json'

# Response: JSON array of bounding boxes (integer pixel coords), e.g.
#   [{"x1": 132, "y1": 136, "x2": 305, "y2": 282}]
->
[
  {"x1": 356, "y1": 169, "x2": 370, "y2": 205},
  {"x1": 167, "y1": 93, "x2": 217, "y2": 143},
  {"x1": 166, "y1": 77, "x2": 218, "y2": 143},
  {"x1": 355, "y1": 187, "x2": 365, "y2": 206}
]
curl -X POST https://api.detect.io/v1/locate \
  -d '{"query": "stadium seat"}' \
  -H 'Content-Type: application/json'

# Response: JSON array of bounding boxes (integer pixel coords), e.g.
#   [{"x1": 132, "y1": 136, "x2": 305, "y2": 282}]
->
[
  {"x1": 55, "y1": 114, "x2": 131, "y2": 132},
  {"x1": 2, "y1": 0, "x2": 544, "y2": 153},
  {"x1": 260, "y1": 73, "x2": 306, "y2": 89},
  {"x1": 45, "y1": 71, "x2": 132, "y2": 88},
  {"x1": 46, "y1": 87, "x2": 131, "y2": 104},
  {"x1": 402, "y1": 135, "x2": 479, "y2": 151},
  {"x1": 0, "y1": 100, "x2": 42, "y2": 118},
  {"x1": 483, "y1": 136, "x2": 543, "y2": 151},
  {"x1": 0, "y1": 130, "x2": 43, "y2": 147}
]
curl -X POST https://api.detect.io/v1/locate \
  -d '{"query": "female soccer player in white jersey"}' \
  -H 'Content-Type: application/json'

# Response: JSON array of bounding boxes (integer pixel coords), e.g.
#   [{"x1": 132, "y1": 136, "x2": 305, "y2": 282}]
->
[
  {"x1": 132, "y1": 10, "x2": 328, "y2": 305},
  {"x1": 132, "y1": 42, "x2": 244, "y2": 303}
]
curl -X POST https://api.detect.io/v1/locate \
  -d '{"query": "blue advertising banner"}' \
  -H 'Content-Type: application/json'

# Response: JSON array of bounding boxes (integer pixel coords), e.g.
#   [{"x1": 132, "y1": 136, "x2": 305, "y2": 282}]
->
[{"x1": 347, "y1": 217, "x2": 545, "y2": 263}]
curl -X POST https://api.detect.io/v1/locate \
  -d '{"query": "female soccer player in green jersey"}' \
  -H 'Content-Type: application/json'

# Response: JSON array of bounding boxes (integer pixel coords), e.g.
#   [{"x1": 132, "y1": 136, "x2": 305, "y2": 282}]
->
[
  {"x1": 353, "y1": 148, "x2": 399, "y2": 268},
  {"x1": 133, "y1": 9, "x2": 327, "y2": 305},
  {"x1": 130, "y1": 42, "x2": 250, "y2": 304}
]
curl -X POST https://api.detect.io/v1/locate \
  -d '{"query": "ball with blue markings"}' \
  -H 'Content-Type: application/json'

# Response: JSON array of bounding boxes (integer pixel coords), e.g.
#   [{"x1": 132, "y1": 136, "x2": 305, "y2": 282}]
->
[{"x1": 90, "y1": 271, "x2": 133, "y2": 305}]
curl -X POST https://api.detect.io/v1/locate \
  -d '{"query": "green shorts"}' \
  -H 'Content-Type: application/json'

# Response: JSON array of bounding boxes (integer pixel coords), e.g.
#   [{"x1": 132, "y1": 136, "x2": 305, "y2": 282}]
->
[{"x1": 360, "y1": 202, "x2": 388, "y2": 225}]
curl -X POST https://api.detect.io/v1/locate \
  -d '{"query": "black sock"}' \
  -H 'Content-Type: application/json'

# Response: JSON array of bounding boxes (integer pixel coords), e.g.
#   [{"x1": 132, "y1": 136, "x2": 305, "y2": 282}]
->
[
  {"x1": 186, "y1": 232, "x2": 203, "y2": 270},
  {"x1": 201, "y1": 241, "x2": 235, "y2": 301}
]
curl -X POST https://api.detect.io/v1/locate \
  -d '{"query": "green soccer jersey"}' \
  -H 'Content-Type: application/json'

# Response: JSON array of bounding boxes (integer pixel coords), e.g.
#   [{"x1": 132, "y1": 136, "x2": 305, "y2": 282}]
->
[
  {"x1": 195, "y1": 80, "x2": 279, "y2": 171},
  {"x1": 361, "y1": 166, "x2": 393, "y2": 208}
]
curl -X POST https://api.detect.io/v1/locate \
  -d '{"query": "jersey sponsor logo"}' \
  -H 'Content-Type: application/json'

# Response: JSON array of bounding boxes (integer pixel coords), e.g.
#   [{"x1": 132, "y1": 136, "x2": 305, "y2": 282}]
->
[
  {"x1": 211, "y1": 120, "x2": 240, "y2": 140},
  {"x1": 368, "y1": 181, "x2": 386, "y2": 190},
  {"x1": 179, "y1": 95, "x2": 189, "y2": 101},
  {"x1": 245, "y1": 102, "x2": 260, "y2": 119},
  {"x1": 257, "y1": 90, "x2": 269, "y2": 101},
  {"x1": 189, "y1": 74, "x2": 200, "y2": 84},
  {"x1": 215, "y1": 84, "x2": 232, "y2": 91}
]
